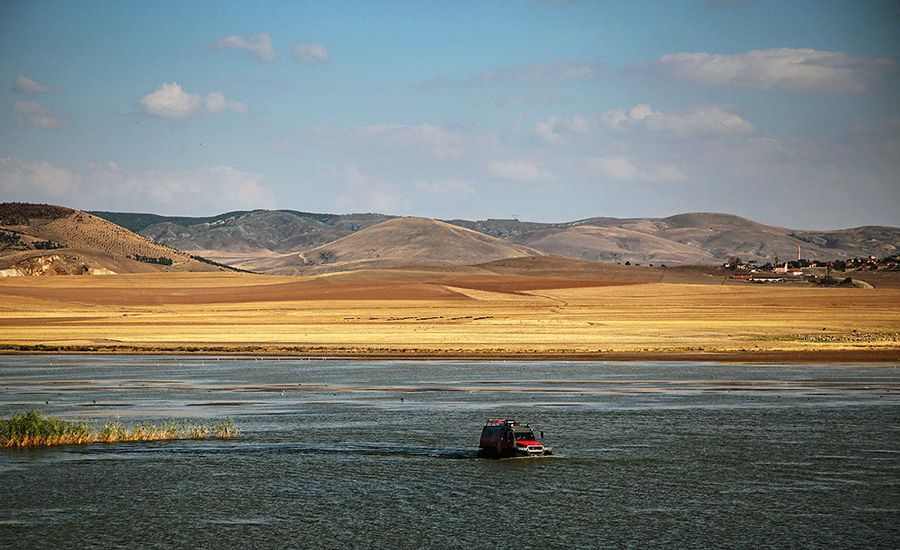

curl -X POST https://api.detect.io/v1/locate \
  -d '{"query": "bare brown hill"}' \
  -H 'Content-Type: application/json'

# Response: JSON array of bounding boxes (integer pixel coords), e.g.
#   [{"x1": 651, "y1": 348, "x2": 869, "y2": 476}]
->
[
  {"x1": 93, "y1": 209, "x2": 900, "y2": 269},
  {"x1": 102, "y1": 209, "x2": 393, "y2": 269},
  {"x1": 257, "y1": 217, "x2": 542, "y2": 274},
  {"x1": 619, "y1": 213, "x2": 882, "y2": 263},
  {"x1": 0, "y1": 203, "x2": 226, "y2": 276},
  {"x1": 523, "y1": 225, "x2": 716, "y2": 264},
  {"x1": 454, "y1": 213, "x2": 900, "y2": 265}
]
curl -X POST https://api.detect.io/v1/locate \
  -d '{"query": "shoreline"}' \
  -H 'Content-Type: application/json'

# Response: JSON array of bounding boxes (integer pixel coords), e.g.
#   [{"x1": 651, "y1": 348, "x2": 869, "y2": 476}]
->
[{"x1": 1, "y1": 346, "x2": 897, "y2": 364}]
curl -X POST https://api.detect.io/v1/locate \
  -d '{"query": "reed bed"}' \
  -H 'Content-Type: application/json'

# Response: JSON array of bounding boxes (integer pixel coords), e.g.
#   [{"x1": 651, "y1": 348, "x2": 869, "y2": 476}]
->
[{"x1": 1, "y1": 410, "x2": 239, "y2": 448}]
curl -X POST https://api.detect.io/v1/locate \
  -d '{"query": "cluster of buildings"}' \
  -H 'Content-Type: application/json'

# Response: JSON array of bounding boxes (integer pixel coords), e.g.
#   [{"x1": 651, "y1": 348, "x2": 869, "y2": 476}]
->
[
  {"x1": 721, "y1": 247, "x2": 898, "y2": 284},
  {"x1": 837, "y1": 255, "x2": 900, "y2": 272},
  {"x1": 729, "y1": 269, "x2": 805, "y2": 284}
]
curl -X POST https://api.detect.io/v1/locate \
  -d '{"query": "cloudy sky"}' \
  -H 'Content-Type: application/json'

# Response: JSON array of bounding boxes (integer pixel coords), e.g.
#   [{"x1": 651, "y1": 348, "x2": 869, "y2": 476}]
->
[{"x1": 1, "y1": 0, "x2": 898, "y2": 228}]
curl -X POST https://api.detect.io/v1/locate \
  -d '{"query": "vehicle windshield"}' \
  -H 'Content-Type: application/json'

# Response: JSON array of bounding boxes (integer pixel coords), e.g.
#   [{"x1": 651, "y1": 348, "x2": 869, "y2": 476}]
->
[{"x1": 515, "y1": 432, "x2": 536, "y2": 441}]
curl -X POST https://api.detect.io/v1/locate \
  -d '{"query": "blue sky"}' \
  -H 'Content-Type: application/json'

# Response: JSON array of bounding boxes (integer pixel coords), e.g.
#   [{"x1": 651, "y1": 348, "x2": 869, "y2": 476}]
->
[{"x1": 1, "y1": 0, "x2": 898, "y2": 228}]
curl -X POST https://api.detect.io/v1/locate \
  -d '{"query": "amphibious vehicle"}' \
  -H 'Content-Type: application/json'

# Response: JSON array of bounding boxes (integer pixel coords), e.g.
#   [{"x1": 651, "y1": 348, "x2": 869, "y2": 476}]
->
[{"x1": 478, "y1": 419, "x2": 552, "y2": 458}]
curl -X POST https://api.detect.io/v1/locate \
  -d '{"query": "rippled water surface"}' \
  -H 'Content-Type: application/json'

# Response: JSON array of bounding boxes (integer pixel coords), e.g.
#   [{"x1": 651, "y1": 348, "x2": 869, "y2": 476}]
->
[{"x1": 1, "y1": 355, "x2": 899, "y2": 548}]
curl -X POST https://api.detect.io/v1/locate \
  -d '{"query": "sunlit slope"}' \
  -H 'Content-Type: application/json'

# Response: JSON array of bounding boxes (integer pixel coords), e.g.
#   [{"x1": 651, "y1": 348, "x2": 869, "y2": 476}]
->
[
  {"x1": 0, "y1": 203, "x2": 224, "y2": 275},
  {"x1": 258, "y1": 216, "x2": 543, "y2": 274},
  {"x1": 524, "y1": 225, "x2": 716, "y2": 264}
]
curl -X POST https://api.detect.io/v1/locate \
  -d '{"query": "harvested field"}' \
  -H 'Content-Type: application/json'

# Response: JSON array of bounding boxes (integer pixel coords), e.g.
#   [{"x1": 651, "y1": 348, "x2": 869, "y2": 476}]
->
[{"x1": 0, "y1": 270, "x2": 898, "y2": 361}]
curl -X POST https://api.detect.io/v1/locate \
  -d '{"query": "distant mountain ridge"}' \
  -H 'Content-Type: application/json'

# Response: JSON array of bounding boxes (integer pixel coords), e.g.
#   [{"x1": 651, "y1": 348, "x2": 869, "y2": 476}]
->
[
  {"x1": 452, "y1": 213, "x2": 900, "y2": 264},
  {"x1": 89, "y1": 208, "x2": 900, "y2": 270},
  {"x1": 94, "y1": 210, "x2": 394, "y2": 256}
]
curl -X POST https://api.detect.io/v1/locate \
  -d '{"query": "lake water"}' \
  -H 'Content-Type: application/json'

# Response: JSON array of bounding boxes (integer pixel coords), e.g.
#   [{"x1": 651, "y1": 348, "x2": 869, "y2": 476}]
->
[{"x1": 1, "y1": 355, "x2": 898, "y2": 548}]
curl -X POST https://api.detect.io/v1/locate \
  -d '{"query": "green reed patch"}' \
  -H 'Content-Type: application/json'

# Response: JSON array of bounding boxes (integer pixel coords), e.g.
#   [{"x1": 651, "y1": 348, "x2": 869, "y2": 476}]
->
[{"x1": 1, "y1": 410, "x2": 239, "y2": 448}]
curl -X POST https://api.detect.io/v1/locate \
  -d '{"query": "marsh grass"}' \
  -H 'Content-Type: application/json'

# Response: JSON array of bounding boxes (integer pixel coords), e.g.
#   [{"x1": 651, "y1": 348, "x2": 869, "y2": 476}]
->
[{"x1": 1, "y1": 410, "x2": 239, "y2": 448}]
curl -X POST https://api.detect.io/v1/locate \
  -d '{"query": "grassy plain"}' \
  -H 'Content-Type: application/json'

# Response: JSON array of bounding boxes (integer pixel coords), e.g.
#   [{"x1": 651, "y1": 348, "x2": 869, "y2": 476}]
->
[{"x1": 0, "y1": 268, "x2": 897, "y2": 362}]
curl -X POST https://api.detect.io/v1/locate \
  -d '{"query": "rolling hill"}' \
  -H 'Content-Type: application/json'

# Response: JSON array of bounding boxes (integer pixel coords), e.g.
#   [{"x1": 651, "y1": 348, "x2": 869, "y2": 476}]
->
[
  {"x1": 89, "y1": 208, "x2": 900, "y2": 271},
  {"x1": 93, "y1": 209, "x2": 394, "y2": 270},
  {"x1": 255, "y1": 217, "x2": 542, "y2": 274},
  {"x1": 450, "y1": 213, "x2": 900, "y2": 265},
  {"x1": 521, "y1": 225, "x2": 716, "y2": 264},
  {"x1": 0, "y1": 203, "x2": 229, "y2": 276}
]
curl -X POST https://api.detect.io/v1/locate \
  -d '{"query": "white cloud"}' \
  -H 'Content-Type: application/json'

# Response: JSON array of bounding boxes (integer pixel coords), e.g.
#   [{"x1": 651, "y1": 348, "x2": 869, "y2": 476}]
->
[
  {"x1": 215, "y1": 33, "x2": 276, "y2": 62},
  {"x1": 601, "y1": 104, "x2": 755, "y2": 137},
  {"x1": 0, "y1": 157, "x2": 76, "y2": 197},
  {"x1": 313, "y1": 124, "x2": 467, "y2": 159},
  {"x1": 105, "y1": 165, "x2": 271, "y2": 210},
  {"x1": 474, "y1": 60, "x2": 602, "y2": 83},
  {"x1": 415, "y1": 178, "x2": 475, "y2": 195},
  {"x1": 427, "y1": 60, "x2": 602, "y2": 86},
  {"x1": 487, "y1": 159, "x2": 557, "y2": 184},
  {"x1": 0, "y1": 157, "x2": 274, "y2": 214},
  {"x1": 586, "y1": 156, "x2": 685, "y2": 183},
  {"x1": 335, "y1": 165, "x2": 412, "y2": 214},
  {"x1": 203, "y1": 91, "x2": 247, "y2": 114},
  {"x1": 138, "y1": 84, "x2": 199, "y2": 118},
  {"x1": 534, "y1": 107, "x2": 751, "y2": 145},
  {"x1": 851, "y1": 118, "x2": 900, "y2": 156},
  {"x1": 13, "y1": 100, "x2": 66, "y2": 129},
  {"x1": 14, "y1": 75, "x2": 51, "y2": 94},
  {"x1": 138, "y1": 83, "x2": 246, "y2": 119},
  {"x1": 359, "y1": 124, "x2": 462, "y2": 159},
  {"x1": 645, "y1": 48, "x2": 895, "y2": 93},
  {"x1": 534, "y1": 115, "x2": 592, "y2": 144},
  {"x1": 292, "y1": 42, "x2": 329, "y2": 64}
]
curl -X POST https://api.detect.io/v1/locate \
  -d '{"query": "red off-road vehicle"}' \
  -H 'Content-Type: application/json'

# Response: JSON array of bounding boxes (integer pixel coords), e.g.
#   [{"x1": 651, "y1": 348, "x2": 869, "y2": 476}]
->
[{"x1": 478, "y1": 419, "x2": 552, "y2": 458}]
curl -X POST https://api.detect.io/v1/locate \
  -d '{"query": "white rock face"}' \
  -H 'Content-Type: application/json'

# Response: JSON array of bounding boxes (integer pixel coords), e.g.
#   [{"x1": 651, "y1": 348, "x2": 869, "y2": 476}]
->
[{"x1": 0, "y1": 254, "x2": 117, "y2": 276}]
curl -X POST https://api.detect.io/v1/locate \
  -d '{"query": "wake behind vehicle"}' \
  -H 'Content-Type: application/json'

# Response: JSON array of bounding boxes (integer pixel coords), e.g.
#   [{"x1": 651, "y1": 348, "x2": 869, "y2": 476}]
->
[{"x1": 478, "y1": 418, "x2": 552, "y2": 458}]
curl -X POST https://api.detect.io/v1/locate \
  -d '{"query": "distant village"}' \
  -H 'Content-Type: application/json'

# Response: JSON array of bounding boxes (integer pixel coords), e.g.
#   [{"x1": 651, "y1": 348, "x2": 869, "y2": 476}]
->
[{"x1": 723, "y1": 249, "x2": 900, "y2": 285}]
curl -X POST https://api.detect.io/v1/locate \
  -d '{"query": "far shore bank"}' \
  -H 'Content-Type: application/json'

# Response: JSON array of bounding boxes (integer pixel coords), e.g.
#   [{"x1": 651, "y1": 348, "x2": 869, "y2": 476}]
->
[
  {"x1": 2, "y1": 271, "x2": 897, "y2": 366},
  {"x1": 1, "y1": 346, "x2": 896, "y2": 364}
]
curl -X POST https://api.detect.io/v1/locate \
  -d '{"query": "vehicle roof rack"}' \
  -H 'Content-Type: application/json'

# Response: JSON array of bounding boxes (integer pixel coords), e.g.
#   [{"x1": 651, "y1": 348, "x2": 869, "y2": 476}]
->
[{"x1": 484, "y1": 418, "x2": 519, "y2": 426}]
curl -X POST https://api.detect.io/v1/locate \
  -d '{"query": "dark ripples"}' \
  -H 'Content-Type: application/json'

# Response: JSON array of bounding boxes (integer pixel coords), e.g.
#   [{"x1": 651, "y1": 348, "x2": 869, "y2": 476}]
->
[{"x1": 1, "y1": 356, "x2": 898, "y2": 548}]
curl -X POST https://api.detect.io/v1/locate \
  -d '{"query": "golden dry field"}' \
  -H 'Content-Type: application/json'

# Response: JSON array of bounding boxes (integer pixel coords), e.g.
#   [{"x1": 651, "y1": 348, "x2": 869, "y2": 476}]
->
[{"x1": 0, "y1": 269, "x2": 898, "y2": 362}]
